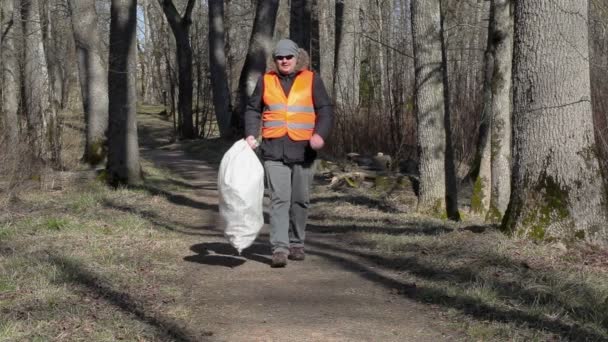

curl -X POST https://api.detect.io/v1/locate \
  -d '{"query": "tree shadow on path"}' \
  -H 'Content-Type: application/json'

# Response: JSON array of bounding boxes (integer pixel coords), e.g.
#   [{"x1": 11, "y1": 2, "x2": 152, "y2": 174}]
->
[
  {"x1": 302, "y1": 234, "x2": 607, "y2": 342},
  {"x1": 185, "y1": 242, "x2": 271, "y2": 267}
]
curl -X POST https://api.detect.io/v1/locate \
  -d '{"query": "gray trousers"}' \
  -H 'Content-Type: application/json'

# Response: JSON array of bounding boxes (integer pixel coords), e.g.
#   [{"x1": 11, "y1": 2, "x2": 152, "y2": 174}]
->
[{"x1": 264, "y1": 160, "x2": 315, "y2": 254}]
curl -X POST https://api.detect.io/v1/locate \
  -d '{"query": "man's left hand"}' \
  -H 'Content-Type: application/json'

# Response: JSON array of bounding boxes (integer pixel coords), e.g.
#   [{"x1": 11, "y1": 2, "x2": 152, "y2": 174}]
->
[{"x1": 310, "y1": 134, "x2": 325, "y2": 150}]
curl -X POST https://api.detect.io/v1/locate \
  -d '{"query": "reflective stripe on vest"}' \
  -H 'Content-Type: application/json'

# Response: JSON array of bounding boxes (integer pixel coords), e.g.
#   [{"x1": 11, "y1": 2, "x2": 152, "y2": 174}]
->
[{"x1": 262, "y1": 70, "x2": 315, "y2": 141}]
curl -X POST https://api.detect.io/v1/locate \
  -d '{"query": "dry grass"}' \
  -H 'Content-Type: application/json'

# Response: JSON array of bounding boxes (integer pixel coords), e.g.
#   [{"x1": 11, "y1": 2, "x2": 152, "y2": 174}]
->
[
  {"x1": 3, "y1": 106, "x2": 608, "y2": 341},
  {"x1": 308, "y1": 185, "x2": 608, "y2": 341},
  {"x1": 0, "y1": 107, "x2": 217, "y2": 341},
  {"x1": 0, "y1": 161, "x2": 213, "y2": 341}
]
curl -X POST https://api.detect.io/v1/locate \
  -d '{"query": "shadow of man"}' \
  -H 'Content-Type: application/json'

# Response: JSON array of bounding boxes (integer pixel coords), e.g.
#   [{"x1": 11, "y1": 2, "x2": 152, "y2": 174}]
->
[{"x1": 184, "y1": 242, "x2": 271, "y2": 268}]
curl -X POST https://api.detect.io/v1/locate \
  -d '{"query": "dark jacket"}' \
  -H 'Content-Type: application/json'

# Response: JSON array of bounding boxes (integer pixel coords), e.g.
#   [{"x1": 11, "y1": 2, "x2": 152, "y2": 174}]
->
[{"x1": 244, "y1": 49, "x2": 333, "y2": 164}]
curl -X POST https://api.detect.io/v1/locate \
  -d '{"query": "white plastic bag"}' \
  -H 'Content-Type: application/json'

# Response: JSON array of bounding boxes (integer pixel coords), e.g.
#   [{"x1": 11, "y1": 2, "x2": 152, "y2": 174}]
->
[{"x1": 218, "y1": 139, "x2": 265, "y2": 253}]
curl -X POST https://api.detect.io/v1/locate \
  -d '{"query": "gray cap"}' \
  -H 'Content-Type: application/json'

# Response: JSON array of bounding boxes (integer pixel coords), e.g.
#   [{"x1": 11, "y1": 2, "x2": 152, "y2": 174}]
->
[{"x1": 273, "y1": 39, "x2": 299, "y2": 57}]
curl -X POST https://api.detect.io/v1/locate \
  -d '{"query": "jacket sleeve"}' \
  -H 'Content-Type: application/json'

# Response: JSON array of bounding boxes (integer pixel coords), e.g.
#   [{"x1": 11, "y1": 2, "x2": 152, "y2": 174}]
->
[
  {"x1": 312, "y1": 74, "x2": 334, "y2": 140},
  {"x1": 244, "y1": 77, "x2": 264, "y2": 138}
]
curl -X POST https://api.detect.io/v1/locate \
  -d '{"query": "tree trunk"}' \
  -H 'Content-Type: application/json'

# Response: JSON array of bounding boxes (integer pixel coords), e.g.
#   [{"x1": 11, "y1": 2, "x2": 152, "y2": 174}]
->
[
  {"x1": 290, "y1": 0, "x2": 311, "y2": 51},
  {"x1": 471, "y1": 1, "x2": 495, "y2": 217},
  {"x1": 504, "y1": 0, "x2": 608, "y2": 242},
  {"x1": 68, "y1": 0, "x2": 109, "y2": 167},
  {"x1": 410, "y1": 0, "x2": 447, "y2": 216},
  {"x1": 142, "y1": 2, "x2": 153, "y2": 104},
  {"x1": 236, "y1": 0, "x2": 279, "y2": 134},
  {"x1": 1, "y1": 0, "x2": 21, "y2": 147},
  {"x1": 373, "y1": 0, "x2": 392, "y2": 110},
  {"x1": 22, "y1": 0, "x2": 56, "y2": 164},
  {"x1": 488, "y1": 0, "x2": 512, "y2": 222},
  {"x1": 159, "y1": 0, "x2": 195, "y2": 139},
  {"x1": 39, "y1": 0, "x2": 63, "y2": 111},
  {"x1": 274, "y1": 0, "x2": 290, "y2": 40},
  {"x1": 208, "y1": 0, "x2": 232, "y2": 138},
  {"x1": 316, "y1": 0, "x2": 335, "y2": 97},
  {"x1": 334, "y1": 0, "x2": 360, "y2": 108},
  {"x1": 107, "y1": 0, "x2": 142, "y2": 186},
  {"x1": 439, "y1": 0, "x2": 460, "y2": 221}
]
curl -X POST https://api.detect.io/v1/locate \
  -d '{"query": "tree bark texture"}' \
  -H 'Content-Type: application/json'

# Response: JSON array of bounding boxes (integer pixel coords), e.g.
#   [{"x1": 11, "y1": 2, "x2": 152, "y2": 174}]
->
[
  {"x1": 316, "y1": 0, "x2": 334, "y2": 97},
  {"x1": 68, "y1": 0, "x2": 109, "y2": 167},
  {"x1": 290, "y1": 0, "x2": 311, "y2": 51},
  {"x1": 107, "y1": 0, "x2": 142, "y2": 186},
  {"x1": 439, "y1": 1, "x2": 460, "y2": 221},
  {"x1": 236, "y1": 0, "x2": 279, "y2": 133},
  {"x1": 471, "y1": 1, "x2": 495, "y2": 217},
  {"x1": 505, "y1": 0, "x2": 608, "y2": 243},
  {"x1": 208, "y1": 0, "x2": 232, "y2": 138},
  {"x1": 334, "y1": 0, "x2": 360, "y2": 108},
  {"x1": 411, "y1": 0, "x2": 448, "y2": 216},
  {"x1": 274, "y1": 0, "x2": 290, "y2": 40},
  {"x1": 589, "y1": 0, "x2": 608, "y2": 176},
  {"x1": 39, "y1": 1, "x2": 63, "y2": 111},
  {"x1": 159, "y1": 0, "x2": 195, "y2": 139},
  {"x1": 488, "y1": 0, "x2": 512, "y2": 221},
  {"x1": 1, "y1": 0, "x2": 21, "y2": 147},
  {"x1": 22, "y1": 0, "x2": 56, "y2": 163}
]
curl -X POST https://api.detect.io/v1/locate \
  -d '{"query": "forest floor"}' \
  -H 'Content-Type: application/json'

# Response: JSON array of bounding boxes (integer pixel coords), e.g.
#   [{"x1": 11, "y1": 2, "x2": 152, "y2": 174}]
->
[{"x1": 1, "y1": 107, "x2": 608, "y2": 341}]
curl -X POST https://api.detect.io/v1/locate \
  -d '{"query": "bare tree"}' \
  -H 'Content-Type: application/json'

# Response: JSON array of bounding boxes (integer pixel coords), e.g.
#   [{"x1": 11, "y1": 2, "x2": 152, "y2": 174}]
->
[
  {"x1": 334, "y1": 0, "x2": 360, "y2": 108},
  {"x1": 107, "y1": 0, "x2": 142, "y2": 186},
  {"x1": 235, "y1": 0, "x2": 279, "y2": 133},
  {"x1": 39, "y1": 1, "x2": 64, "y2": 111},
  {"x1": 487, "y1": 0, "x2": 512, "y2": 221},
  {"x1": 208, "y1": 0, "x2": 232, "y2": 138},
  {"x1": 290, "y1": 0, "x2": 311, "y2": 51},
  {"x1": 411, "y1": 0, "x2": 459, "y2": 219},
  {"x1": 22, "y1": 0, "x2": 59, "y2": 164},
  {"x1": 504, "y1": 0, "x2": 608, "y2": 242},
  {"x1": 470, "y1": 1, "x2": 494, "y2": 217},
  {"x1": 275, "y1": 0, "x2": 290, "y2": 40},
  {"x1": 1, "y1": 0, "x2": 21, "y2": 147},
  {"x1": 439, "y1": 0, "x2": 460, "y2": 221},
  {"x1": 68, "y1": 0, "x2": 109, "y2": 167},
  {"x1": 158, "y1": 0, "x2": 195, "y2": 139},
  {"x1": 315, "y1": 0, "x2": 335, "y2": 97}
]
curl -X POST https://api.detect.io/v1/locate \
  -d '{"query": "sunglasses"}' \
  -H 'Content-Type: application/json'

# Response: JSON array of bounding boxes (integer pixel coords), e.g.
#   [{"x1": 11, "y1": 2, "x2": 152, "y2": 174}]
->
[{"x1": 275, "y1": 55, "x2": 294, "y2": 61}]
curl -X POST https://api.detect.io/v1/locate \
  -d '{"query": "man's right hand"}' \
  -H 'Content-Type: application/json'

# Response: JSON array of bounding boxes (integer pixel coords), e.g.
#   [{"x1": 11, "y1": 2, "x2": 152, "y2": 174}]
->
[{"x1": 246, "y1": 135, "x2": 258, "y2": 149}]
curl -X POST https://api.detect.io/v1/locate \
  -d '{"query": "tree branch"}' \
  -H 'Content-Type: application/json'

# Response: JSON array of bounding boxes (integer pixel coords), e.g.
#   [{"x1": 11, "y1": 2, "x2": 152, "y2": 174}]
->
[
  {"x1": 184, "y1": 0, "x2": 196, "y2": 24},
  {"x1": 158, "y1": 0, "x2": 182, "y2": 32}
]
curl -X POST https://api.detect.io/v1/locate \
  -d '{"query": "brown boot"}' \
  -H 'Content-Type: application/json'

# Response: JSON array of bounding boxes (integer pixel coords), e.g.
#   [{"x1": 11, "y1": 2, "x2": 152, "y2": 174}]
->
[
  {"x1": 271, "y1": 252, "x2": 287, "y2": 268},
  {"x1": 288, "y1": 247, "x2": 305, "y2": 261}
]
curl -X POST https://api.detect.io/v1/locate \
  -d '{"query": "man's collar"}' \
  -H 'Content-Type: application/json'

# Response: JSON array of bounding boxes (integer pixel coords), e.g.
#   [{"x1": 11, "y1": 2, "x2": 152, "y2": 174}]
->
[{"x1": 277, "y1": 70, "x2": 299, "y2": 78}]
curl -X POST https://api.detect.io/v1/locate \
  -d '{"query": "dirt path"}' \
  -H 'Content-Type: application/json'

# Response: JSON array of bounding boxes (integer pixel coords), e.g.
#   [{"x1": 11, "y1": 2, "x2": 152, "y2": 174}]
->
[{"x1": 138, "y1": 113, "x2": 464, "y2": 342}]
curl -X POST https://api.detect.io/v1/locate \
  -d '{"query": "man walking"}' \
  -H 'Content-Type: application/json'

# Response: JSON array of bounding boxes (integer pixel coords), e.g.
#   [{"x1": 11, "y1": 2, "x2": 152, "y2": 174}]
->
[{"x1": 245, "y1": 39, "x2": 333, "y2": 268}]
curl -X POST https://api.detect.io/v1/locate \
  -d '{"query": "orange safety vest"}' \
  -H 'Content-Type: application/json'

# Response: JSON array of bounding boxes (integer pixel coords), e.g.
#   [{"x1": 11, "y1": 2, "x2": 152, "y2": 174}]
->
[{"x1": 262, "y1": 70, "x2": 315, "y2": 141}]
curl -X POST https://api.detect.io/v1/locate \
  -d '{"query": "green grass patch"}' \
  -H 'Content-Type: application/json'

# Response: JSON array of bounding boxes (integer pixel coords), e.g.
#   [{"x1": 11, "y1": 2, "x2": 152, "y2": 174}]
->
[{"x1": 44, "y1": 217, "x2": 70, "y2": 231}]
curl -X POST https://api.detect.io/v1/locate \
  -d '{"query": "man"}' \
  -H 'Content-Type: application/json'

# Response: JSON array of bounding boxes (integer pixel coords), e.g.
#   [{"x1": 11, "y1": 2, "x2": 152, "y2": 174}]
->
[{"x1": 245, "y1": 39, "x2": 333, "y2": 268}]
